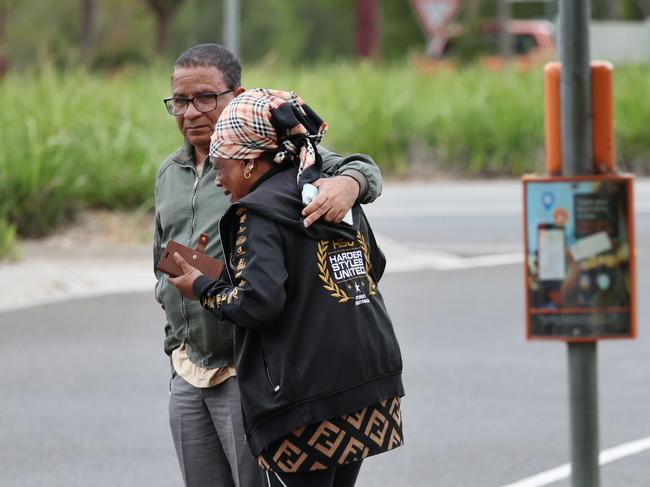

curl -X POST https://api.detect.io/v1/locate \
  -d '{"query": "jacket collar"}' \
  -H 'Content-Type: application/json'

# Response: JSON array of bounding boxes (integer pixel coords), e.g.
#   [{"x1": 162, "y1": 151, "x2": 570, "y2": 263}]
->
[{"x1": 171, "y1": 139, "x2": 199, "y2": 168}]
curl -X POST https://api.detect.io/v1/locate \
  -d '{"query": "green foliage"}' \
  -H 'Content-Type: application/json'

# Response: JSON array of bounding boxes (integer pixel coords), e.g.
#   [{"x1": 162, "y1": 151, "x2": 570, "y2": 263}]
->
[
  {"x1": 6, "y1": 0, "x2": 427, "y2": 69},
  {"x1": 7, "y1": 0, "x2": 155, "y2": 70},
  {"x1": 2, "y1": 61, "x2": 650, "y2": 256},
  {"x1": 0, "y1": 218, "x2": 18, "y2": 261},
  {"x1": 5, "y1": 0, "x2": 650, "y2": 73},
  {"x1": 615, "y1": 65, "x2": 650, "y2": 171},
  {"x1": 244, "y1": 62, "x2": 547, "y2": 174},
  {"x1": 0, "y1": 65, "x2": 178, "y2": 238}
]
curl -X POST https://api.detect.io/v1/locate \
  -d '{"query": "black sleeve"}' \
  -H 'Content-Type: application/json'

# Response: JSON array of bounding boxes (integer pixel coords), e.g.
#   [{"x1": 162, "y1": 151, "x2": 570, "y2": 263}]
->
[{"x1": 195, "y1": 209, "x2": 288, "y2": 330}]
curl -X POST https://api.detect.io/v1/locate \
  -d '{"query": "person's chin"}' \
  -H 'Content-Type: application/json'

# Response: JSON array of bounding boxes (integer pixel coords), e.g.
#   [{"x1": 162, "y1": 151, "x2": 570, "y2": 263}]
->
[{"x1": 184, "y1": 128, "x2": 210, "y2": 144}]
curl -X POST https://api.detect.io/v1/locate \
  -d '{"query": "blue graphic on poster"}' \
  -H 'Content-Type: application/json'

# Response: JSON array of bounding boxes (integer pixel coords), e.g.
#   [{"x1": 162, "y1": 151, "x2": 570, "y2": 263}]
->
[{"x1": 524, "y1": 178, "x2": 633, "y2": 339}]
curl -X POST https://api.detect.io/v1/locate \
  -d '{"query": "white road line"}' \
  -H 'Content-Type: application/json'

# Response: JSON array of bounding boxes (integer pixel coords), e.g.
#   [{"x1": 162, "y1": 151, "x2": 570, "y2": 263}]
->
[
  {"x1": 365, "y1": 205, "x2": 522, "y2": 217},
  {"x1": 500, "y1": 436, "x2": 650, "y2": 487},
  {"x1": 377, "y1": 235, "x2": 523, "y2": 273}
]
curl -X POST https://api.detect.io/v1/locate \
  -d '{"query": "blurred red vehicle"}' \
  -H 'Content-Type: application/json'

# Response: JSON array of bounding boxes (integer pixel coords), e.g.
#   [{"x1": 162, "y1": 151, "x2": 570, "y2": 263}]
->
[{"x1": 416, "y1": 19, "x2": 556, "y2": 70}]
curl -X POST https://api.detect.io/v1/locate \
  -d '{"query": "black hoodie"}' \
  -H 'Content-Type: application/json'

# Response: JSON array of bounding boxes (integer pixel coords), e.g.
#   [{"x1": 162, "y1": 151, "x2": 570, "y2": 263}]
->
[{"x1": 193, "y1": 166, "x2": 404, "y2": 457}]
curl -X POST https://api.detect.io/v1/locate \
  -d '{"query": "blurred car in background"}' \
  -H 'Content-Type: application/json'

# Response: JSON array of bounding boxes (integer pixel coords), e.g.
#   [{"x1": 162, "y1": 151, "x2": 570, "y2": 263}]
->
[{"x1": 417, "y1": 19, "x2": 556, "y2": 70}]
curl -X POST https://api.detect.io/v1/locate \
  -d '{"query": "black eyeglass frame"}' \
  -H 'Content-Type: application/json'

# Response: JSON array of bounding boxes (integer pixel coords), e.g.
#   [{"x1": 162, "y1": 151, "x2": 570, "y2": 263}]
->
[{"x1": 163, "y1": 89, "x2": 234, "y2": 115}]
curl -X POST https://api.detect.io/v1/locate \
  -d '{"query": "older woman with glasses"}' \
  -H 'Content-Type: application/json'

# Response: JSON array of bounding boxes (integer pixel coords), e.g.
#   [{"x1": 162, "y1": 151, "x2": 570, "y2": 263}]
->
[{"x1": 169, "y1": 89, "x2": 405, "y2": 487}]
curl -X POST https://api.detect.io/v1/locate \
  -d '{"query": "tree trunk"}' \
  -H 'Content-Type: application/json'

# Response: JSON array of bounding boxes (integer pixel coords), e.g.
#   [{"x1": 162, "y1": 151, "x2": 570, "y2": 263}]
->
[
  {"x1": 81, "y1": 0, "x2": 97, "y2": 66},
  {"x1": 155, "y1": 8, "x2": 171, "y2": 54},
  {"x1": 0, "y1": 2, "x2": 7, "y2": 78},
  {"x1": 147, "y1": 0, "x2": 184, "y2": 56},
  {"x1": 465, "y1": 0, "x2": 482, "y2": 24},
  {"x1": 355, "y1": 0, "x2": 380, "y2": 59}
]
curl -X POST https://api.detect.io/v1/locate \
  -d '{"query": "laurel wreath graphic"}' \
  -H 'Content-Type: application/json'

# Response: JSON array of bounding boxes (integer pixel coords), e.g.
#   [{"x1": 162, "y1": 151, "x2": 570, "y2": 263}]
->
[
  {"x1": 356, "y1": 232, "x2": 377, "y2": 296},
  {"x1": 317, "y1": 240, "x2": 350, "y2": 303}
]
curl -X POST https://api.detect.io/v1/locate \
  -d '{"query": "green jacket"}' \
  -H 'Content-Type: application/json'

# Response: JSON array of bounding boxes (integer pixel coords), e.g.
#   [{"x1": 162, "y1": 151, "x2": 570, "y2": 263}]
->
[{"x1": 154, "y1": 140, "x2": 383, "y2": 368}]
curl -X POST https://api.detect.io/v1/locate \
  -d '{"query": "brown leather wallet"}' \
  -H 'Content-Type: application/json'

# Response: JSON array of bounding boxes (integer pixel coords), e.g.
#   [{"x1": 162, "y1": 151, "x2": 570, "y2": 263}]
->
[{"x1": 157, "y1": 233, "x2": 224, "y2": 280}]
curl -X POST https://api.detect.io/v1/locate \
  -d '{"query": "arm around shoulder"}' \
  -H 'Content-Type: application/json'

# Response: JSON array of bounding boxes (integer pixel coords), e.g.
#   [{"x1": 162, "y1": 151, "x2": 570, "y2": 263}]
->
[{"x1": 318, "y1": 146, "x2": 383, "y2": 204}]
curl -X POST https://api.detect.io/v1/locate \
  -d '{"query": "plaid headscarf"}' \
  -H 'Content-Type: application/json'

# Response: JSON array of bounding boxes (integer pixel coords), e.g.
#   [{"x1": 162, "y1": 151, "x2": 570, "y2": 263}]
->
[{"x1": 209, "y1": 88, "x2": 328, "y2": 185}]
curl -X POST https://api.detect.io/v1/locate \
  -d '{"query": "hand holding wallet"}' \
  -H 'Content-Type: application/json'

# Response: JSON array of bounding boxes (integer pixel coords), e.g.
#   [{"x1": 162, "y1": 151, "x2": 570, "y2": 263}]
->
[{"x1": 157, "y1": 233, "x2": 224, "y2": 280}]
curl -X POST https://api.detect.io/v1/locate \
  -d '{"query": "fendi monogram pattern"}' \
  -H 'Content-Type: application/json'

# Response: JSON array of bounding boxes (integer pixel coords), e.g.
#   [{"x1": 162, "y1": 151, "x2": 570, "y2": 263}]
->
[{"x1": 258, "y1": 397, "x2": 403, "y2": 473}]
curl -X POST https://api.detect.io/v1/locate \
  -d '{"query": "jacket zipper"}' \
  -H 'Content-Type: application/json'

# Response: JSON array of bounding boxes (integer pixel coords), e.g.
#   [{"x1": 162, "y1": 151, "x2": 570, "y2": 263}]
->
[
  {"x1": 187, "y1": 170, "x2": 201, "y2": 245},
  {"x1": 262, "y1": 352, "x2": 281, "y2": 393},
  {"x1": 221, "y1": 207, "x2": 279, "y2": 393},
  {"x1": 183, "y1": 168, "x2": 201, "y2": 347}
]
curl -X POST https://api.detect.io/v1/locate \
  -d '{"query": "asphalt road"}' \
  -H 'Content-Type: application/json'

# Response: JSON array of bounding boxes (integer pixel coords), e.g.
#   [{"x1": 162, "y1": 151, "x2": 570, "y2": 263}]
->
[{"x1": 2, "y1": 180, "x2": 649, "y2": 487}]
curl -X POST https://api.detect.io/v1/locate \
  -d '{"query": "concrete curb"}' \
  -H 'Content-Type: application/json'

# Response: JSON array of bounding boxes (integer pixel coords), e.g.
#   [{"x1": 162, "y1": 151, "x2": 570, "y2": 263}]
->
[{"x1": 0, "y1": 243, "x2": 154, "y2": 313}]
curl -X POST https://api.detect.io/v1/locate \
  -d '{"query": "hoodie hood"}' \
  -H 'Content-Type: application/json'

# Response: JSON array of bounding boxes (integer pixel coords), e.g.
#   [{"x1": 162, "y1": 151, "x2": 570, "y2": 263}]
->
[{"x1": 233, "y1": 167, "x2": 360, "y2": 241}]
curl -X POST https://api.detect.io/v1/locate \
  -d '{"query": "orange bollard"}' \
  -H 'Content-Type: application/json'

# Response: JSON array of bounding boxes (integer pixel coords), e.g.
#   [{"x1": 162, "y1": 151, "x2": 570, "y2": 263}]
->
[
  {"x1": 543, "y1": 61, "x2": 615, "y2": 175},
  {"x1": 592, "y1": 61, "x2": 615, "y2": 174},
  {"x1": 544, "y1": 62, "x2": 562, "y2": 175}
]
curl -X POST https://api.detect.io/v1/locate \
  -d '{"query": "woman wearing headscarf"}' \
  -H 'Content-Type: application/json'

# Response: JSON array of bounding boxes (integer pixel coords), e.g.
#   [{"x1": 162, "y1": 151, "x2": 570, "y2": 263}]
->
[{"x1": 170, "y1": 89, "x2": 404, "y2": 487}]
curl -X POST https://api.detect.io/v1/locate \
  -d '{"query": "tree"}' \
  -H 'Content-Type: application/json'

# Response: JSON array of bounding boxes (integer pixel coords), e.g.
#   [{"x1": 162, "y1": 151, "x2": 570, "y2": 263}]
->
[
  {"x1": 81, "y1": 0, "x2": 97, "y2": 66},
  {"x1": 0, "y1": 1, "x2": 6, "y2": 77},
  {"x1": 636, "y1": 0, "x2": 650, "y2": 16},
  {"x1": 146, "y1": 0, "x2": 184, "y2": 55}
]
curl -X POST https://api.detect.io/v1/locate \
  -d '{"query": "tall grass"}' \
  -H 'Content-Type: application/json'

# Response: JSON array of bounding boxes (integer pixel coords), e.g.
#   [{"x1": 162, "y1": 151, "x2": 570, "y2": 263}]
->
[
  {"x1": 0, "y1": 67, "x2": 178, "y2": 238},
  {"x1": 615, "y1": 65, "x2": 650, "y2": 172},
  {"x1": 1, "y1": 62, "x2": 649, "y2": 257},
  {"x1": 245, "y1": 62, "x2": 548, "y2": 174}
]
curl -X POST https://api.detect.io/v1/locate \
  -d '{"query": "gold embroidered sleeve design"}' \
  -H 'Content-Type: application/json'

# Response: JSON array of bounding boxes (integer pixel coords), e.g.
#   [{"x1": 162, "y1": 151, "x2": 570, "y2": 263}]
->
[
  {"x1": 234, "y1": 210, "x2": 249, "y2": 280},
  {"x1": 201, "y1": 210, "x2": 248, "y2": 310}
]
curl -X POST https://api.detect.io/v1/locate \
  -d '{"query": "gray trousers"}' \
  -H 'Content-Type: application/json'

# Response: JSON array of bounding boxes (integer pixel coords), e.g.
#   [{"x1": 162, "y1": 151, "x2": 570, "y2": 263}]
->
[{"x1": 169, "y1": 374, "x2": 261, "y2": 487}]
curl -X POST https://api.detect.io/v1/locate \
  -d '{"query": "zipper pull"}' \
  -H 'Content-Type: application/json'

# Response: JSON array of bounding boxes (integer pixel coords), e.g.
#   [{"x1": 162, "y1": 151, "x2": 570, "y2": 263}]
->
[{"x1": 193, "y1": 177, "x2": 199, "y2": 191}]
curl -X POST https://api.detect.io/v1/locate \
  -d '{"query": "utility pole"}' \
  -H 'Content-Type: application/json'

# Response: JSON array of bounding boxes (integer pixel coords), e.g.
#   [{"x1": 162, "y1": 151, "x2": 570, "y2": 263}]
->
[
  {"x1": 558, "y1": 0, "x2": 600, "y2": 486},
  {"x1": 224, "y1": 0, "x2": 240, "y2": 60}
]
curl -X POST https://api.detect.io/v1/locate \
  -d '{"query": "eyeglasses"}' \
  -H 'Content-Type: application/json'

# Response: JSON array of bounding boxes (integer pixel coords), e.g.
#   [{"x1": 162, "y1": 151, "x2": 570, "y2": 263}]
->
[{"x1": 163, "y1": 89, "x2": 234, "y2": 116}]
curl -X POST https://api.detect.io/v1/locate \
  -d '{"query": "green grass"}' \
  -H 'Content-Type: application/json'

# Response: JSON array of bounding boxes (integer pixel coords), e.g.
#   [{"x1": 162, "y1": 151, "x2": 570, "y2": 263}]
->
[
  {"x1": 0, "y1": 66, "x2": 178, "y2": 240},
  {"x1": 1, "y1": 61, "x2": 650, "y2": 257}
]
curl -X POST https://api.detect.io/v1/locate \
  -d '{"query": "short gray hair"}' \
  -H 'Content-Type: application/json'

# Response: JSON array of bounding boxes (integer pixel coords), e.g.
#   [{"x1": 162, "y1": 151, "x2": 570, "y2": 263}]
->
[{"x1": 173, "y1": 44, "x2": 242, "y2": 89}]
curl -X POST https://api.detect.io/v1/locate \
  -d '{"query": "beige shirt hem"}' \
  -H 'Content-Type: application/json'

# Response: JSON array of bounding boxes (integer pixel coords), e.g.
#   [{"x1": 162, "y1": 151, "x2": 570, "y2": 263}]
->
[{"x1": 172, "y1": 344, "x2": 236, "y2": 388}]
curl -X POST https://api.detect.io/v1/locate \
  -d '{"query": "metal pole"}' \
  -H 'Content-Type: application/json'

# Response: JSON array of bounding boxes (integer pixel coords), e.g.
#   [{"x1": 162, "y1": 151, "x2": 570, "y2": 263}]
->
[
  {"x1": 224, "y1": 0, "x2": 240, "y2": 60},
  {"x1": 559, "y1": 0, "x2": 592, "y2": 177},
  {"x1": 558, "y1": 1, "x2": 599, "y2": 486},
  {"x1": 567, "y1": 343, "x2": 600, "y2": 487}
]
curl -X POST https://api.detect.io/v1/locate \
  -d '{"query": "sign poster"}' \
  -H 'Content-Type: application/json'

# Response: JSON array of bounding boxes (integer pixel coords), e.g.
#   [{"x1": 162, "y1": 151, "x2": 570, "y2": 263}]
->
[{"x1": 523, "y1": 175, "x2": 636, "y2": 340}]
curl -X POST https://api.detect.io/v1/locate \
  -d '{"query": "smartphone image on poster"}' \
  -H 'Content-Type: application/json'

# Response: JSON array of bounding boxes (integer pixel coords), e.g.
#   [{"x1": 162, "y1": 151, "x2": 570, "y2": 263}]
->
[{"x1": 537, "y1": 223, "x2": 566, "y2": 282}]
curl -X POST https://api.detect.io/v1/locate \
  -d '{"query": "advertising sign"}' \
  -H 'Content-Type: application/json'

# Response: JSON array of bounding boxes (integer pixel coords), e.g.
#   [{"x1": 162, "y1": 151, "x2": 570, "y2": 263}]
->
[{"x1": 523, "y1": 175, "x2": 636, "y2": 341}]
